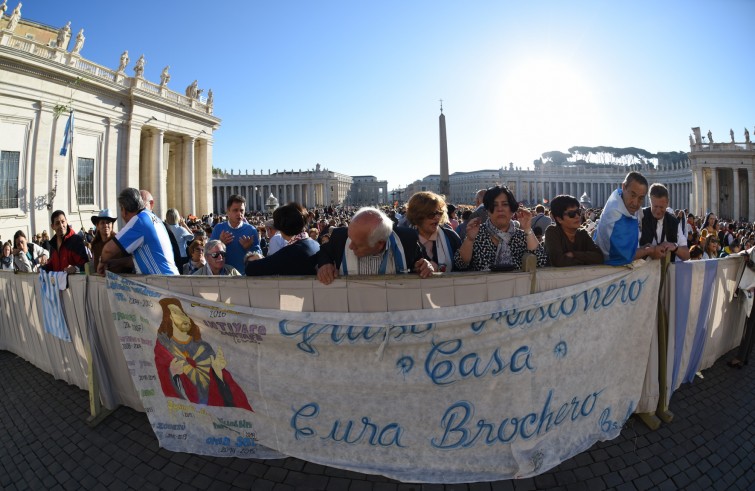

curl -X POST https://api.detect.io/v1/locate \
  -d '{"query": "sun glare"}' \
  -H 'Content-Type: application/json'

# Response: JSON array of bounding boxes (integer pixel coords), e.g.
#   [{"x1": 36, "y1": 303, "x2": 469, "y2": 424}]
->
[{"x1": 498, "y1": 58, "x2": 601, "y2": 166}]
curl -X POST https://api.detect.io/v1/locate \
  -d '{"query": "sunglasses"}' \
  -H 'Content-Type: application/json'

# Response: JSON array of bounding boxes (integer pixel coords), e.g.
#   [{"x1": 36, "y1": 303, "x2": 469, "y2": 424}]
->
[
  {"x1": 563, "y1": 209, "x2": 581, "y2": 218},
  {"x1": 209, "y1": 251, "x2": 226, "y2": 258},
  {"x1": 426, "y1": 210, "x2": 444, "y2": 219}
]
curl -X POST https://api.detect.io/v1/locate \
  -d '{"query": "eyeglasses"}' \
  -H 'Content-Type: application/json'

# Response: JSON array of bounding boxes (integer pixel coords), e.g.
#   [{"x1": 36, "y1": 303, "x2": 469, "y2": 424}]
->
[
  {"x1": 563, "y1": 210, "x2": 581, "y2": 218},
  {"x1": 426, "y1": 210, "x2": 444, "y2": 219},
  {"x1": 209, "y1": 251, "x2": 226, "y2": 258}
]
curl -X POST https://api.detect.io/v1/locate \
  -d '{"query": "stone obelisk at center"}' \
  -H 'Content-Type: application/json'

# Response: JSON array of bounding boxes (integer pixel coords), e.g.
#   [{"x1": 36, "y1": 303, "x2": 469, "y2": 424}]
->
[{"x1": 438, "y1": 100, "x2": 450, "y2": 197}]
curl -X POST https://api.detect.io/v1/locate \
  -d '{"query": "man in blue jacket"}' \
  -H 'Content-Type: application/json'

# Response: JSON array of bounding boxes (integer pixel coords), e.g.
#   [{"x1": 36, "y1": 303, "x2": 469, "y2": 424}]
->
[{"x1": 595, "y1": 171, "x2": 658, "y2": 265}]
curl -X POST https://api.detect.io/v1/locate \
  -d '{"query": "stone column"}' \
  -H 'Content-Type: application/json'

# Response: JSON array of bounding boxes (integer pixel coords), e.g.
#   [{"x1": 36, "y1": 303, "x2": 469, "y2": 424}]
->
[
  {"x1": 749, "y1": 169, "x2": 755, "y2": 223},
  {"x1": 102, "y1": 118, "x2": 118, "y2": 211},
  {"x1": 710, "y1": 168, "x2": 718, "y2": 216},
  {"x1": 183, "y1": 137, "x2": 196, "y2": 215},
  {"x1": 152, "y1": 129, "x2": 166, "y2": 218},
  {"x1": 32, "y1": 103, "x2": 55, "y2": 234},
  {"x1": 694, "y1": 168, "x2": 703, "y2": 216},
  {"x1": 733, "y1": 169, "x2": 740, "y2": 222}
]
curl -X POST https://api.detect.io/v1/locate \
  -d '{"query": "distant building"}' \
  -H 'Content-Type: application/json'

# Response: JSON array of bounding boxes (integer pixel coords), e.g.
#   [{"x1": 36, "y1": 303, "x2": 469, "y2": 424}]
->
[
  {"x1": 402, "y1": 161, "x2": 693, "y2": 211},
  {"x1": 346, "y1": 176, "x2": 388, "y2": 206},
  {"x1": 689, "y1": 126, "x2": 755, "y2": 221},
  {"x1": 0, "y1": 8, "x2": 217, "y2": 240},
  {"x1": 211, "y1": 164, "x2": 352, "y2": 213}
]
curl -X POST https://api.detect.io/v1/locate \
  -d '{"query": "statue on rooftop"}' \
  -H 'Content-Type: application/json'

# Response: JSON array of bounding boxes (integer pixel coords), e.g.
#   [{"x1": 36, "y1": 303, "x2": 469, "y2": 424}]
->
[
  {"x1": 134, "y1": 54, "x2": 145, "y2": 78},
  {"x1": 707, "y1": 130, "x2": 713, "y2": 144},
  {"x1": 6, "y1": 2, "x2": 21, "y2": 32},
  {"x1": 160, "y1": 66, "x2": 170, "y2": 86},
  {"x1": 71, "y1": 29, "x2": 85, "y2": 54},
  {"x1": 56, "y1": 22, "x2": 71, "y2": 51},
  {"x1": 730, "y1": 129, "x2": 735, "y2": 143},
  {"x1": 117, "y1": 50, "x2": 129, "y2": 72},
  {"x1": 0, "y1": 1, "x2": 7, "y2": 19},
  {"x1": 689, "y1": 134, "x2": 695, "y2": 147},
  {"x1": 206, "y1": 89, "x2": 213, "y2": 106},
  {"x1": 746, "y1": 128, "x2": 751, "y2": 143},
  {"x1": 185, "y1": 80, "x2": 198, "y2": 99}
]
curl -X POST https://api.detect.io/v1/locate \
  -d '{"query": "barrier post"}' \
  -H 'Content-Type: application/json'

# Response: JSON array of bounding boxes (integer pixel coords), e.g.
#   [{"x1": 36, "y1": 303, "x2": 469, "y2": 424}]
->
[
  {"x1": 655, "y1": 252, "x2": 674, "y2": 423},
  {"x1": 84, "y1": 265, "x2": 113, "y2": 426},
  {"x1": 523, "y1": 252, "x2": 537, "y2": 293}
]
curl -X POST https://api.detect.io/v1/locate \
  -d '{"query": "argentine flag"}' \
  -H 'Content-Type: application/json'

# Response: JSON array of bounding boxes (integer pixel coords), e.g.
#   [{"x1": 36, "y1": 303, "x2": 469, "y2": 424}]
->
[{"x1": 59, "y1": 110, "x2": 74, "y2": 156}]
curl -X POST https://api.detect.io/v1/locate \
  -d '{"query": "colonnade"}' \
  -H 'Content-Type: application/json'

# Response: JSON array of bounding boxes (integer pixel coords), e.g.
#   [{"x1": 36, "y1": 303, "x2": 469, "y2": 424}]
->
[
  {"x1": 213, "y1": 182, "x2": 327, "y2": 213},
  {"x1": 137, "y1": 128, "x2": 212, "y2": 219},
  {"x1": 692, "y1": 166, "x2": 754, "y2": 221}
]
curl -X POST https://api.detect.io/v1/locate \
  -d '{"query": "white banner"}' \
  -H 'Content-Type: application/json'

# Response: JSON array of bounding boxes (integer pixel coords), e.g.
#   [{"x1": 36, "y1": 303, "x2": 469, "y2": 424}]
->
[{"x1": 106, "y1": 261, "x2": 659, "y2": 483}]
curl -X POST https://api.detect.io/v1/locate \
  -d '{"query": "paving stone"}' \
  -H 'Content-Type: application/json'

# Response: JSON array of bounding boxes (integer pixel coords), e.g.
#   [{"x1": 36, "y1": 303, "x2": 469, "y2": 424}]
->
[
  {"x1": 350, "y1": 480, "x2": 375, "y2": 491},
  {"x1": 633, "y1": 475, "x2": 654, "y2": 491}
]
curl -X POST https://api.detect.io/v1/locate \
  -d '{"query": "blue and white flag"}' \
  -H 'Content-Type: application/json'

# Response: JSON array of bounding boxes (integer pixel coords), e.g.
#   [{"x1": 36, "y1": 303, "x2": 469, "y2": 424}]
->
[
  {"x1": 39, "y1": 270, "x2": 71, "y2": 342},
  {"x1": 59, "y1": 110, "x2": 74, "y2": 157}
]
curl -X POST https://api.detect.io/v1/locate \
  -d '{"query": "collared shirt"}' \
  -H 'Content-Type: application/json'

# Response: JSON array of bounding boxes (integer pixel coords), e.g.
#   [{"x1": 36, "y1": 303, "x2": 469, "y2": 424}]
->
[
  {"x1": 648, "y1": 218, "x2": 687, "y2": 248},
  {"x1": 358, "y1": 254, "x2": 386, "y2": 275}
]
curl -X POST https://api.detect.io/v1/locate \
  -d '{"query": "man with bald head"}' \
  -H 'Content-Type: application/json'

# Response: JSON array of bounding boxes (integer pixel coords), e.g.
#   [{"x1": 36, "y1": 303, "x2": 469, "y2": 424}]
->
[{"x1": 315, "y1": 207, "x2": 433, "y2": 285}]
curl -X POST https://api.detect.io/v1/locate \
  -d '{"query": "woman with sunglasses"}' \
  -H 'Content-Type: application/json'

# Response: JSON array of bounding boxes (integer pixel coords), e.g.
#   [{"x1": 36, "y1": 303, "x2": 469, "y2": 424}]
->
[
  {"x1": 182, "y1": 239, "x2": 206, "y2": 275},
  {"x1": 454, "y1": 185, "x2": 548, "y2": 271},
  {"x1": 192, "y1": 239, "x2": 241, "y2": 276},
  {"x1": 405, "y1": 191, "x2": 461, "y2": 273},
  {"x1": 703, "y1": 234, "x2": 720, "y2": 259},
  {"x1": 702, "y1": 235, "x2": 720, "y2": 259},
  {"x1": 544, "y1": 195, "x2": 604, "y2": 267}
]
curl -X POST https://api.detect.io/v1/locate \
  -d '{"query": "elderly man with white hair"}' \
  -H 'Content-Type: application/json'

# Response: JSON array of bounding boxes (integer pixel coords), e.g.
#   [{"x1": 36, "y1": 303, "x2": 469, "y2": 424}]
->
[
  {"x1": 192, "y1": 239, "x2": 240, "y2": 276},
  {"x1": 315, "y1": 207, "x2": 433, "y2": 285}
]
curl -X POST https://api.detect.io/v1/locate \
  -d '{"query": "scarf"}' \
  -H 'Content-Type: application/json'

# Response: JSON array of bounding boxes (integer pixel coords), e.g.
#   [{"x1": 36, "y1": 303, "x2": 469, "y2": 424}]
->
[
  {"x1": 417, "y1": 227, "x2": 453, "y2": 272},
  {"x1": 286, "y1": 231, "x2": 309, "y2": 246},
  {"x1": 1, "y1": 255, "x2": 12, "y2": 268},
  {"x1": 484, "y1": 218, "x2": 514, "y2": 266},
  {"x1": 341, "y1": 230, "x2": 408, "y2": 276}
]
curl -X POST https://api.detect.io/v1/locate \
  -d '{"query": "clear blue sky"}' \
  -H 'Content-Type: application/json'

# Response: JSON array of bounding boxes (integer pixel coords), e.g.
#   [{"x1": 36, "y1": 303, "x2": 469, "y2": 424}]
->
[{"x1": 19, "y1": 1, "x2": 755, "y2": 191}]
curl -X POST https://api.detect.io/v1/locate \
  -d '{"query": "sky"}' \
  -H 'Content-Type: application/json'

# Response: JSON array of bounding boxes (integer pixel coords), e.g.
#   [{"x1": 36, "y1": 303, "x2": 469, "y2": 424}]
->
[{"x1": 16, "y1": 1, "x2": 755, "y2": 191}]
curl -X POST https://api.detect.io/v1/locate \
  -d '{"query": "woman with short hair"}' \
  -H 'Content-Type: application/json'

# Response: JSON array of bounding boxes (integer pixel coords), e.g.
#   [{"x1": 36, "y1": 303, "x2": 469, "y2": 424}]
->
[
  {"x1": 183, "y1": 240, "x2": 206, "y2": 275},
  {"x1": 406, "y1": 191, "x2": 461, "y2": 273},
  {"x1": 1, "y1": 242, "x2": 14, "y2": 271},
  {"x1": 454, "y1": 185, "x2": 547, "y2": 271},
  {"x1": 245, "y1": 202, "x2": 319, "y2": 276},
  {"x1": 192, "y1": 240, "x2": 240, "y2": 276},
  {"x1": 544, "y1": 195, "x2": 604, "y2": 267}
]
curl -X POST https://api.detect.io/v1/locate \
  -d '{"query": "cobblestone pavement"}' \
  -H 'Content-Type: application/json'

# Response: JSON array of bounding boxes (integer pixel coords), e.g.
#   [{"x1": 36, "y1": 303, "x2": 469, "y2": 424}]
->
[{"x1": 1, "y1": 348, "x2": 753, "y2": 490}]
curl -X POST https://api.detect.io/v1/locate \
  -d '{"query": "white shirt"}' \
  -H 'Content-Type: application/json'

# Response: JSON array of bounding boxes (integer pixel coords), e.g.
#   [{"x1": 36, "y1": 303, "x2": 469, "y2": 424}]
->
[
  {"x1": 648, "y1": 217, "x2": 687, "y2": 248},
  {"x1": 266, "y1": 233, "x2": 287, "y2": 256}
]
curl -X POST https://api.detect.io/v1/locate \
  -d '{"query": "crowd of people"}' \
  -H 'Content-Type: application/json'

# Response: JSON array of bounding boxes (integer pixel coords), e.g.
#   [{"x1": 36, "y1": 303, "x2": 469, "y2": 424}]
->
[
  {"x1": 4, "y1": 177, "x2": 755, "y2": 278},
  {"x1": 2, "y1": 174, "x2": 755, "y2": 367}
]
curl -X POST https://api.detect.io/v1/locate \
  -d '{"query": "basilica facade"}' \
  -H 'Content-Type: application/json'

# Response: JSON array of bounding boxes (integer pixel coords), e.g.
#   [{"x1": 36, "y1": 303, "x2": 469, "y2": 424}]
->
[{"x1": 0, "y1": 5, "x2": 217, "y2": 240}]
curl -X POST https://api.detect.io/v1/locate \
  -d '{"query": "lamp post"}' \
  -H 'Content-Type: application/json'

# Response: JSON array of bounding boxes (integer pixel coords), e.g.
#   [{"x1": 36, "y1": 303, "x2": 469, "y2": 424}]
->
[{"x1": 254, "y1": 186, "x2": 258, "y2": 212}]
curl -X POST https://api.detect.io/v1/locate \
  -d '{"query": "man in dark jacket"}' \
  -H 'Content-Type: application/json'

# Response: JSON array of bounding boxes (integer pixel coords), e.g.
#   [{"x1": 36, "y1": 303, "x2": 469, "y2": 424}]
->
[
  {"x1": 43, "y1": 210, "x2": 89, "y2": 273},
  {"x1": 639, "y1": 183, "x2": 689, "y2": 261},
  {"x1": 315, "y1": 207, "x2": 434, "y2": 285}
]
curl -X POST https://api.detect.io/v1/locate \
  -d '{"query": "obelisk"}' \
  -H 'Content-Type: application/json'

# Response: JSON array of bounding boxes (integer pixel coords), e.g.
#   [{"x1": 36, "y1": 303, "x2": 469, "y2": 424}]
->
[{"x1": 438, "y1": 100, "x2": 450, "y2": 197}]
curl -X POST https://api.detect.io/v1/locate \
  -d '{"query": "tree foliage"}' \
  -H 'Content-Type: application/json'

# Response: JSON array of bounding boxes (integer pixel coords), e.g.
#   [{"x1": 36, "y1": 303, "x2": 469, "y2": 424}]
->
[{"x1": 538, "y1": 145, "x2": 687, "y2": 169}]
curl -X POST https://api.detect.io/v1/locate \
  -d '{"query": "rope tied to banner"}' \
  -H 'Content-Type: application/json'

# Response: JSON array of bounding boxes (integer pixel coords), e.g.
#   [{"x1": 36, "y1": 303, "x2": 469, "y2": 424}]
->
[{"x1": 375, "y1": 324, "x2": 394, "y2": 361}]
